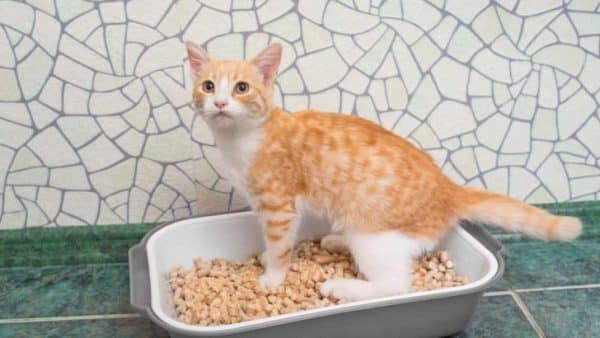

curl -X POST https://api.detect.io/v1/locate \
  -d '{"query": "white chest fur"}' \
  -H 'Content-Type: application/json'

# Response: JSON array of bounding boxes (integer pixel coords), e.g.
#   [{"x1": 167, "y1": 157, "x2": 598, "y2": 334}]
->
[{"x1": 212, "y1": 127, "x2": 264, "y2": 204}]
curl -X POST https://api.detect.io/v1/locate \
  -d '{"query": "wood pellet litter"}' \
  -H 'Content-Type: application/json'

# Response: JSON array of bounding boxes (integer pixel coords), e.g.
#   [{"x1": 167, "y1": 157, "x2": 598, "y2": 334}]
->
[{"x1": 169, "y1": 238, "x2": 469, "y2": 326}]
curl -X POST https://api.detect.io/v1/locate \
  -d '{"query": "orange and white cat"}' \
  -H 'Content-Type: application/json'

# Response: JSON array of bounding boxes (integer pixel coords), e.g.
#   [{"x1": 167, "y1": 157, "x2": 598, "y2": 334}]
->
[{"x1": 186, "y1": 41, "x2": 582, "y2": 301}]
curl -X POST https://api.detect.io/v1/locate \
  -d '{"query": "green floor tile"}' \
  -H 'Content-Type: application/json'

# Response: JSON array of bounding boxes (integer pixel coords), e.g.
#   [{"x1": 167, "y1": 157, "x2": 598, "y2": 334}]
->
[
  {"x1": 500, "y1": 238, "x2": 599, "y2": 289},
  {"x1": 0, "y1": 264, "x2": 131, "y2": 319},
  {"x1": 488, "y1": 279, "x2": 511, "y2": 292},
  {"x1": 454, "y1": 295, "x2": 537, "y2": 338},
  {"x1": 0, "y1": 317, "x2": 168, "y2": 338},
  {"x1": 519, "y1": 289, "x2": 600, "y2": 338},
  {"x1": 0, "y1": 224, "x2": 156, "y2": 268}
]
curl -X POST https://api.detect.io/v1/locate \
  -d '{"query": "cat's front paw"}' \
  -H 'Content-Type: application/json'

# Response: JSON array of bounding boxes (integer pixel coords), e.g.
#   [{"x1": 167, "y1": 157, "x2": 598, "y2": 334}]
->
[{"x1": 258, "y1": 269, "x2": 287, "y2": 290}]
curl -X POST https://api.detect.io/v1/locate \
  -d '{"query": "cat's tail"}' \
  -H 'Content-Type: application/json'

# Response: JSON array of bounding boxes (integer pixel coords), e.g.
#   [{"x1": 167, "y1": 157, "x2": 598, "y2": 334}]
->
[{"x1": 454, "y1": 186, "x2": 581, "y2": 241}]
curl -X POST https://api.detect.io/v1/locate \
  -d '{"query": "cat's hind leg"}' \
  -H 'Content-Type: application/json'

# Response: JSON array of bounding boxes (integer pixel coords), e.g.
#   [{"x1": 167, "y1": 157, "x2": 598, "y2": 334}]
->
[{"x1": 320, "y1": 230, "x2": 434, "y2": 301}]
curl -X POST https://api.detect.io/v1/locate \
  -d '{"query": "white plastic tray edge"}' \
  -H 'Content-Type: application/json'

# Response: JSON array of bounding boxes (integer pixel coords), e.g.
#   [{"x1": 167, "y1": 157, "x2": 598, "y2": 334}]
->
[{"x1": 145, "y1": 212, "x2": 499, "y2": 335}]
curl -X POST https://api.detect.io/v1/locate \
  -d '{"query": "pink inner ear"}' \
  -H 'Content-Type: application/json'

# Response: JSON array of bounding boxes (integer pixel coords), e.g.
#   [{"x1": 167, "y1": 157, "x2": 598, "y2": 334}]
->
[
  {"x1": 252, "y1": 44, "x2": 282, "y2": 87},
  {"x1": 186, "y1": 41, "x2": 210, "y2": 82}
]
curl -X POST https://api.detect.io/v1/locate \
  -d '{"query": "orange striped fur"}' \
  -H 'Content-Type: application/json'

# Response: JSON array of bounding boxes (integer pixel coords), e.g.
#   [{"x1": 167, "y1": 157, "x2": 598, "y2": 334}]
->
[{"x1": 186, "y1": 42, "x2": 582, "y2": 300}]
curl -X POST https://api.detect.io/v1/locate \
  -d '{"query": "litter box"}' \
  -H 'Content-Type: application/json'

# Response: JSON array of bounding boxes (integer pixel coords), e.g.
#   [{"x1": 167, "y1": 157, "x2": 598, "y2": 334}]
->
[{"x1": 129, "y1": 211, "x2": 504, "y2": 338}]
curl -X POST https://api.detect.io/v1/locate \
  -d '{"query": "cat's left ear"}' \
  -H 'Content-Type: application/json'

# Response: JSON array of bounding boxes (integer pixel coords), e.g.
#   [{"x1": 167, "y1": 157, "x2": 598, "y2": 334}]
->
[
  {"x1": 251, "y1": 43, "x2": 282, "y2": 87},
  {"x1": 186, "y1": 41, "x2": 210, "y2": 82}
]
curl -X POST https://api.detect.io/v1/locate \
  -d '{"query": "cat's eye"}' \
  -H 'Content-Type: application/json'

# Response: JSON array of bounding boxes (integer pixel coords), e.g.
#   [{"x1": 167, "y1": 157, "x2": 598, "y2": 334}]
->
[
  {"x1": 202, "y1": 80, "x2": 215, "y2": 93},
  {"x1": 235, "y1": 81, "x2": 249, "y2": 94}
]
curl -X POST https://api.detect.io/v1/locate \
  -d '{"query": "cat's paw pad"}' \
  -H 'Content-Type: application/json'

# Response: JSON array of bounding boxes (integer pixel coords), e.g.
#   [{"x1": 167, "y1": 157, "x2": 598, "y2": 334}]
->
[{"x1": 258, "y1": 269, "x2": 286, "y2": 290}]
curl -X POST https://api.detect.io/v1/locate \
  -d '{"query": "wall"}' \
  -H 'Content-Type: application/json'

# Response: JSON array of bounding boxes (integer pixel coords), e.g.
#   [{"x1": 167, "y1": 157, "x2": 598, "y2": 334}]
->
[{"x1": 0, "y1": 0, "x2": 599, "y2": 229}]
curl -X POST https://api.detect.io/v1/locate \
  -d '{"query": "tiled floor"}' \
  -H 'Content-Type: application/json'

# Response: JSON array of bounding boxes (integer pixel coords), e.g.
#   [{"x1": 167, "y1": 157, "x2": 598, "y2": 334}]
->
[{"x1": 0, "y1": 201, "x2": 598, "y2": 337}]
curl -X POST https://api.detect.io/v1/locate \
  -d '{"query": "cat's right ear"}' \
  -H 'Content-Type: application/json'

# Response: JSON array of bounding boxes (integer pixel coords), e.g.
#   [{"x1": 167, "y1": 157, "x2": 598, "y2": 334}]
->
[
  {"x1": 186, "y1": 41, "x2": 210, "y2": 82},
  {"x1": 251, "y1": 43, "x2": 282, "y2": 88}
]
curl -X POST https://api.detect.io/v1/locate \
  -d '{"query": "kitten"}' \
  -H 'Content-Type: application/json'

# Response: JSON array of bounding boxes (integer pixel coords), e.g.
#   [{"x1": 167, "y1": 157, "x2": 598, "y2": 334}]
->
[{"x1": 186, "y1": 41, "x2": 582, "y2": 301}]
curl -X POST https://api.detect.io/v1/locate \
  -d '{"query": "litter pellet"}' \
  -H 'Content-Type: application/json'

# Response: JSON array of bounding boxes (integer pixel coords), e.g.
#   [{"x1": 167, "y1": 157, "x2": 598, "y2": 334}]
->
[{"x1": 170, "y1": 238, "x2": 468, "y2": 326}]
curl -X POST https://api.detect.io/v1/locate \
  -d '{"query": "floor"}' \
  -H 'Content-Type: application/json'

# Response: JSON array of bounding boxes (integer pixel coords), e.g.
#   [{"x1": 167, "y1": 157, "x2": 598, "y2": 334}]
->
[{"x1": 0, "y1": 201, "x2": 598, "y2": 338}]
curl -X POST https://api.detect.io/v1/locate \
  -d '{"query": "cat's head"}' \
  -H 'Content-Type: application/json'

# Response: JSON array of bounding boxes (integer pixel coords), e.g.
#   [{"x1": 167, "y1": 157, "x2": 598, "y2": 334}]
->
[{"x1": 186, "y1": 41, "x2": 282, "y2": 129}]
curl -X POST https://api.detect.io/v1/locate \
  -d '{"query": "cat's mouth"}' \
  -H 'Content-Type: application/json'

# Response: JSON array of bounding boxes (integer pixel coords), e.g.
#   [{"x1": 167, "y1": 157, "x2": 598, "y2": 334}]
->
[{"x1": 212, "y1": 111, "x2": 232, "y2": 119}]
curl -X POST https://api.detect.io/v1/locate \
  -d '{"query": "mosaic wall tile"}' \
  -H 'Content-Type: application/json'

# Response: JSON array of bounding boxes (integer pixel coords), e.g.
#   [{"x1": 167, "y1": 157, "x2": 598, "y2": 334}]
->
[{"x1": 0, "y1": 0, "x2": 598, "y2": 228}]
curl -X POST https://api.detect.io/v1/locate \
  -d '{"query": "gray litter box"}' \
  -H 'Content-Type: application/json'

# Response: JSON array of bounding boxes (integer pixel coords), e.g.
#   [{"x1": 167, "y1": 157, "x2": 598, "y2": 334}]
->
[{"x1": 129, "y1": 211, "x2": 504, "y2": 338}]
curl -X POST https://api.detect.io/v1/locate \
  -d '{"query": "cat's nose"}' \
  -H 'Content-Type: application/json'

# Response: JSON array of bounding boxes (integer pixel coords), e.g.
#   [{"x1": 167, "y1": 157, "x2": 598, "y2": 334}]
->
[{"x1": 214, "y1": 100, "x2": 228, "y2": 109}]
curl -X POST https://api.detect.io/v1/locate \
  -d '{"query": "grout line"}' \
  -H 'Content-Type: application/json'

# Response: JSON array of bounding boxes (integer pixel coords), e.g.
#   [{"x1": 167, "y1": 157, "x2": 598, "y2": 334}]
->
[
  {"x1": 0, "y1": 313, "x2": 141, "y2": 325},
  {"x1": 484, "y1": 283, "x2": 600, "y2": 297},
  {"x1": 510, "y1": 291, "x2": 546, "y2": 338},
  {"x1": 483, "y1": 290, "x2": 512, "y2": 297},
  {"x1": 514, "y1": 283, "x2": 600, "y2": 293}
]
